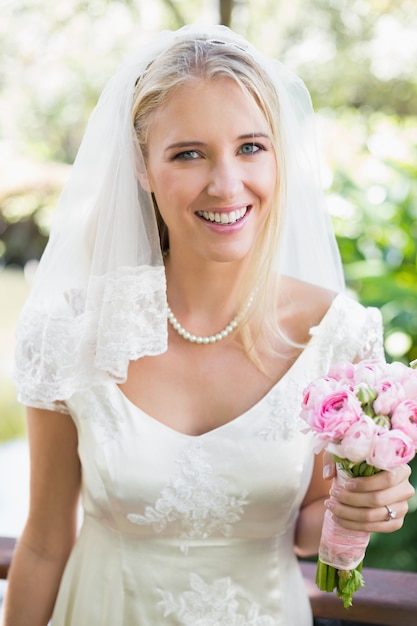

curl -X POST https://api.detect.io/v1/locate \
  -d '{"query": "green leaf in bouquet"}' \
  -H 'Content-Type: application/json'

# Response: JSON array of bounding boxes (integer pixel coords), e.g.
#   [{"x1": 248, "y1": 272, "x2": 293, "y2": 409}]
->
[{"x1": 336, "y1": 563, "x2": 365, "y2": 608}]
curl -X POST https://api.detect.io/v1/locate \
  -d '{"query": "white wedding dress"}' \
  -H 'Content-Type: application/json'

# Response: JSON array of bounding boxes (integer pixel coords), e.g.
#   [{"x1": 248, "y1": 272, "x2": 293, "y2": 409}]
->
[{"x1": 51, "y1": 294, "x2": 383, "y2": 626}]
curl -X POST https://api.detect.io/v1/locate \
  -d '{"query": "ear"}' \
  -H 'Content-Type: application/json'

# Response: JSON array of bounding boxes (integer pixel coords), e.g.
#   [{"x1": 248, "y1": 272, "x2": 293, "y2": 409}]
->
[{"x1": 137, "y1": 169, "x2": 153, "y2": 193}]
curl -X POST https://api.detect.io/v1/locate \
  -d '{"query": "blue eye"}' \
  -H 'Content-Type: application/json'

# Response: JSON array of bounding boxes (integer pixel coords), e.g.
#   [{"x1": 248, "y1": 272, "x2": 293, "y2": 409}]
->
[
  {"x1": 239, "y1": 143, "x2": 262, "y2": 155},
  {"x1": 175, "y1": 150, "x2": 200, "y2": 160}
]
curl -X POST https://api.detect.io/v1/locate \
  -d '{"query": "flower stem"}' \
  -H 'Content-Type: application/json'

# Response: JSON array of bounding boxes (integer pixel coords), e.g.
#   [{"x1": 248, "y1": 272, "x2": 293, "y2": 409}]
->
[
  {"x1": 315, "y1": 559, "x2": 365, "y2": 608},
  {"x1": 315, "y1": 559, "x2": 337, "y2": 592}
]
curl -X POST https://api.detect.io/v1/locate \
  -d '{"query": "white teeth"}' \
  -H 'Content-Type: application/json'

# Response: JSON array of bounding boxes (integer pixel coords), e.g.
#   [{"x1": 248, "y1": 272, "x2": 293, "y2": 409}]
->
[{"x1": 198, "y1": 206, "x2": 248, "y2": 224}]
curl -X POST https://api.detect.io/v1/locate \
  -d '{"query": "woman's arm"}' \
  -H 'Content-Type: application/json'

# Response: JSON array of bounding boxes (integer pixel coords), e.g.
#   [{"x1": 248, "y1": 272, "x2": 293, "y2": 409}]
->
[
  {"x1": 294, "y1": 451, "x2": 329, "y2": 557},
  {"x1": 1, "y1": 407, "x2": 81, "y2": 626},
  {"x1": 294, "y1": 451, "x2": 415, "y2": 558}
]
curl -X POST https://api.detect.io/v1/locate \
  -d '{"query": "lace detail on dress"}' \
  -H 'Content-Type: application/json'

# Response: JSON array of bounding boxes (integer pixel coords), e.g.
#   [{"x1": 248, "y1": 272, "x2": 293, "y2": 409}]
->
[
  {"x1": 14, "y1": 265, "x2": 167, "y2": 412},
  {"x1": 77, "y1": 387, "x2": 125, "y2": 442},
  {"x1": 156, "y1": 573, "x2": 278, "y2": 626},
  {"x1": 258, "y1": 382, "x2": 303, "y2": 441},
  {"x1": 127, "y1": 443, "x2": 249, "y2": 554},
  {"x1": 358, "y1": 307, "x2": 384, "y2": 360},
  {"x1": 309, "y1": 294, "x2": 384, "y2": 369}
]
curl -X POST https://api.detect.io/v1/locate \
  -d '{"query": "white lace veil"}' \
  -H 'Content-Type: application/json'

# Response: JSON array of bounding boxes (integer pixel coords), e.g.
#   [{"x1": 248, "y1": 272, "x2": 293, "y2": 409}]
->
[{"x1": 14, "y1": 24, "x2": 345, "y2": 411}]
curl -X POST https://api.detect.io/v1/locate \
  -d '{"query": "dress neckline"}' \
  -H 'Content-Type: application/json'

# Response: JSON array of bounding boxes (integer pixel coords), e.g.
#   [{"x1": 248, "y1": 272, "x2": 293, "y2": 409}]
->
[{"x1": 113, "y1": 292, "x2": 345, "y2": 439}]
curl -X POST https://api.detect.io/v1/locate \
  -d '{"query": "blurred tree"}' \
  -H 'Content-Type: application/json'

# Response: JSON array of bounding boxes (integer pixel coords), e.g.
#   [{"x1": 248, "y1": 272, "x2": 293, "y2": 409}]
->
[
  {"x1": 151, "y1": 0, "x2": 235, "y2": 28},
  {"x1": 220, "y1": 0, "x2": 234, "y2": 26}
]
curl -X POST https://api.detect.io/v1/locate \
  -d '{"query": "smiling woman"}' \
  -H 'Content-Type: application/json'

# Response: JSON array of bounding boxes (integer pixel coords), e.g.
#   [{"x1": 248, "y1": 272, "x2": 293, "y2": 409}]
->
[
  {"x1": 138, "y1": 77, "x2": 277, "y2": 274},
  {"x1": 2, "y1": 23, "x2": 415, "y2": 626}
]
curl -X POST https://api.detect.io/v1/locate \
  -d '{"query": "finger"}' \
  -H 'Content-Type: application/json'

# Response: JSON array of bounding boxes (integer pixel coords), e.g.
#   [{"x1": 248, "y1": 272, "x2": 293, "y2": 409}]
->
[
  {"x1": 325, "y1": 498, "x2": 408, "y2": 533},
  {"x1": 337, "y1": 464, "x2": 412, "y2": 494},
  {"x1": 330, "y1": 479, "x2": 415, "y2": 509},
  {"x1": 322, "y1": 451, "x2": 336, "y2": 480}
]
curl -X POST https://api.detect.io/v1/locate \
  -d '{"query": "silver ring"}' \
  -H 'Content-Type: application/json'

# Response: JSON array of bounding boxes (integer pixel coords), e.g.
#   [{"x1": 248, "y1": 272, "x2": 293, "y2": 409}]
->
[{"x1": 384, "y1": 505, "x2": 397, "y2": 522}]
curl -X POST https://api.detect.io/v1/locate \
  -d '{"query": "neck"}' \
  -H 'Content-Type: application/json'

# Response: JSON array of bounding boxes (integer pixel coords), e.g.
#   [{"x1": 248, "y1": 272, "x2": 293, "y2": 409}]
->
[{"x1": 164, "y1": 252, "x2": 247, "y2": 316}]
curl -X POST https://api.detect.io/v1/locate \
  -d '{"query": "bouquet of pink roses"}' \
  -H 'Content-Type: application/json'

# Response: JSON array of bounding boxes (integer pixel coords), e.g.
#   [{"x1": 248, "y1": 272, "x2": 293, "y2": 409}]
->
[{"x1": 300, "y1": 359, "x2": 417, "y2": 608}]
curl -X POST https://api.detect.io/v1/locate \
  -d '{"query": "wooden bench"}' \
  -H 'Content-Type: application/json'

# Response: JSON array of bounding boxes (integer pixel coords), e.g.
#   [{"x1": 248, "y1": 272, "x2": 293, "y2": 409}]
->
[{"x1": 1, "y1": 537, "x2": 416, "y2": 624}]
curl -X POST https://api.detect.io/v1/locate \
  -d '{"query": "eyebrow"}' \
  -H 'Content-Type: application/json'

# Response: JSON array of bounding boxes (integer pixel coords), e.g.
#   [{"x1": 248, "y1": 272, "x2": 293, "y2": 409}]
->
[
  {"x1": 165, "y1": 141, "x2": 206, "y2": 152},
  {"x1": 238, "y1": 133, "x2": 270, "y2": 140},
  {"x1": 164, "y1": 133, "x2": 271, "y2": 152}
]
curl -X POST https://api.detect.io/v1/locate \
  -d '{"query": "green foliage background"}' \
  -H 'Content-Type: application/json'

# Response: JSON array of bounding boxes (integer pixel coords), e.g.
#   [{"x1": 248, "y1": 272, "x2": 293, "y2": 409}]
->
[{"x1": 1, "y1": 0, "x2": 416, "y2": 571}]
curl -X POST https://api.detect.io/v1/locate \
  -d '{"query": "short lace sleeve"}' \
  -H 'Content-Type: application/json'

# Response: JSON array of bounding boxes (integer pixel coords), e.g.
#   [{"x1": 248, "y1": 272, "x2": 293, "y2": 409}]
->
[
  {"x1": 14, "y1": 266, "x2": 167, "y2": 414},
  {"x1": 309, "y1": 293, "x2": 385, "y2": 368}
]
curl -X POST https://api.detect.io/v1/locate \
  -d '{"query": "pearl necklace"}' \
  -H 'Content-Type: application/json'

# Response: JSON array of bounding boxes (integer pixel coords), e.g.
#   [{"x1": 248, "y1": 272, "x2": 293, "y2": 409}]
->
[{"x1": 167, "y1": 295, "x2": 253, "y2": 345}]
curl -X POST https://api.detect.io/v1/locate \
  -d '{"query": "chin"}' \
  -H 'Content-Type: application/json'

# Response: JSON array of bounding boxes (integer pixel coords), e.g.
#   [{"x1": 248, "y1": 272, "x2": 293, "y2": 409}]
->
[{"x1": 203, "y1": 246, "x2": 253, "y2": 265}]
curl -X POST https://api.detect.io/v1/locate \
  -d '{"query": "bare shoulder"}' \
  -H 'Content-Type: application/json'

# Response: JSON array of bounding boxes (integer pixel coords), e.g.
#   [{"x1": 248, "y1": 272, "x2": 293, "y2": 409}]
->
[{"x1": 278, "y1": 276, "x2": 338, "y2": 344}]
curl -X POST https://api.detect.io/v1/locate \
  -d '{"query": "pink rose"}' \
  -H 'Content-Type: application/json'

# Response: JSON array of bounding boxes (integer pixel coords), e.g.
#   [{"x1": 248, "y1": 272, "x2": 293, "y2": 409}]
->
[
  {"x1": 385, "y1": 362, "x2": 417, "y2": 402},
  {"x1": 402, "y1": 372, "x2": 417, "y2": 403},
  {"x1": 328, "y1": 415, "x2": 379, "y2": 463},
  {"x1": 373, "y1": 380, "x2": 406, "y2": 416},
  {"x1": 386, "y1": 360, "x2": 414, "y2": 383},
  {"x1": 301, "y1": 377, "x2": 340, "y2": 411},
  {"x1": 304, "y1": 389, "x2": 363, "y2": 443},
  {"x1": 353, "y1": 360, "x2": 387, "y2": 387},
  {"x1": 327, "y1": 362, "x2": 356, "y2": 383},
  {"x1": 391, "y1": 400, "x2": 417, "y2": 445},
  {"x1": 367, "y1": 429, "x2": 415, "y2": 470}
]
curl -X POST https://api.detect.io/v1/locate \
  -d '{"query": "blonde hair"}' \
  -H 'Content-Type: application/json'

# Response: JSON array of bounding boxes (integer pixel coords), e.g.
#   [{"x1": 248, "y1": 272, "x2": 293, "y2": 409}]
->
[{"x1": 132, "y1": 38, "x2": 288, "y2": 368}]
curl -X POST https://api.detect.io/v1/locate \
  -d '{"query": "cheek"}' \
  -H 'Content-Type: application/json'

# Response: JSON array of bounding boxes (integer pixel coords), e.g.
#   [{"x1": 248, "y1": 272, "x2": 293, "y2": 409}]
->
[
  {"x1": 147, "y1": 169, "x2": 176, "y2": 203},
  {"x1": 150, "y1": 167, "x2": 205, "y2": 215},
  {"x1": 255, "y1": 160, "x2": 278, "y2": 233},
  {"x1": 257, "y1": 161, "x2": 278, "y2": 205},
  {"x1": 149, "y1": 173, "x2": 193, "y2": 229},
  {"x1": 269, "y1": 157, "x2": 279, "y2": 191}
]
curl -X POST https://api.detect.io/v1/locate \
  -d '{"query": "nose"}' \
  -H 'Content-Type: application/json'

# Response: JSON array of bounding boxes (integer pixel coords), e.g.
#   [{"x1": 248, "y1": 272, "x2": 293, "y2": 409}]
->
[{"x1": 206, "y1": 158, "x2": 244, "y2": 199}]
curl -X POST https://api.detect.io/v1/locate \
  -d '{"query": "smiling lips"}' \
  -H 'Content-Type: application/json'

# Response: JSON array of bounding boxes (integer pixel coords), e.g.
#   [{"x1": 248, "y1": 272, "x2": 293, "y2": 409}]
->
[{"x1": 196, "y1": 206, "x2": 248, "y2": 225}]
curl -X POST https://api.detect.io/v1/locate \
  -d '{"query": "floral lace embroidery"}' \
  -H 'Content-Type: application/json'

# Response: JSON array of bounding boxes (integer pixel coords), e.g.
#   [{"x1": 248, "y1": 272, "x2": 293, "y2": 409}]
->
[
  {"x1": 157, "y1": 572, "x2": 278, "y2": 626},
  {"x1": 258, "y1": 381, "x2": 304, "y2": 441},
  {"x1": 78, "y1": 387, "x2": 125, "y2": 442},
  {"x1": 359, "y1": 307, "x2": 384, "y2": 360},
  {"x1": 127, "y1": 444, "x2": 249, "y2": 553},
  {"x1": 309, "y1": 295, "x2": 384, "y2": 367}
]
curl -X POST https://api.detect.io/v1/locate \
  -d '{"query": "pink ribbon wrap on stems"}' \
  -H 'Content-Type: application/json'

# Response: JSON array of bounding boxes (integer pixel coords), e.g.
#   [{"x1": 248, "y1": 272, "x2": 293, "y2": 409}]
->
[{"x1": 319, "y1": 467, "x2": 370, "y2": 570}]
